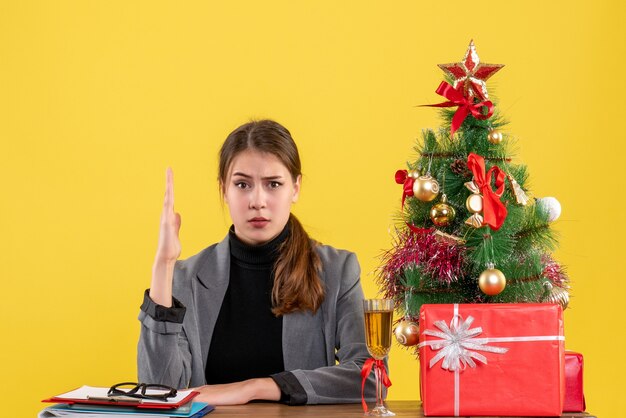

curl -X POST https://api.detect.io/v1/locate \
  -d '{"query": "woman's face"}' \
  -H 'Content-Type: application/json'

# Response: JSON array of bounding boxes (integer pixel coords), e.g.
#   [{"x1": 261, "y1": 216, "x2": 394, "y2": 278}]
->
[{"x1": 223, "y1": 149, "x2": 300, "y2": 245}]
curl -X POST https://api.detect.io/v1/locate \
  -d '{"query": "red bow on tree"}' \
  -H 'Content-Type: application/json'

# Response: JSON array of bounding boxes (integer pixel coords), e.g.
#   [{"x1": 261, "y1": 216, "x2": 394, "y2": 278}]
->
[
  {"x1": 423, "y1": 81, "x2": 494, "y2": 138},
  {"x1": 395, "y1": 169, "x2": 415, "y2": 208},
  {"x1": 361, "y1": 358, "x2": 392, "y2": 413},
  {"x1": 467, "y1": 152, "x2": 507, "y2": 231}
]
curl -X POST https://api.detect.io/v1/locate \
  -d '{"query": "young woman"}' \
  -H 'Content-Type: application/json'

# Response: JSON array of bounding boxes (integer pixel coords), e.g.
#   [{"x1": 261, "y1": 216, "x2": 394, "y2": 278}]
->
[{"x1": 137, "y1": 119, "x2": 378, "y2": 406}]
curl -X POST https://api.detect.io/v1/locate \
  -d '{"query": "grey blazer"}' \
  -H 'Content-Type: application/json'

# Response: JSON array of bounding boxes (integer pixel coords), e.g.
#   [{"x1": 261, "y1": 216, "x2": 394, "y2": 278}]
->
[{"x1": 137, "y1": 235, "x2": 381, "y2": 404}]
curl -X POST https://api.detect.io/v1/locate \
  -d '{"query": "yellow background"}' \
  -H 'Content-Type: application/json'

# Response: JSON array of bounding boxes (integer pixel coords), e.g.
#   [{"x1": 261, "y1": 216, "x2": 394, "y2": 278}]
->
[{"x1": 1, "y1": 1, "x2": 623, "y2": 417}]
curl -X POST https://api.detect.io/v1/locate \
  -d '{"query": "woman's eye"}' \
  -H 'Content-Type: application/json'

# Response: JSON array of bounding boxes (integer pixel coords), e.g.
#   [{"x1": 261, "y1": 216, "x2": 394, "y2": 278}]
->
[
  {"x1": 235, "y1": 182, "x2": 249, "y2": 189},
  {"x1": 268, "y1": 181, "x2": 282, "y2": 189}
]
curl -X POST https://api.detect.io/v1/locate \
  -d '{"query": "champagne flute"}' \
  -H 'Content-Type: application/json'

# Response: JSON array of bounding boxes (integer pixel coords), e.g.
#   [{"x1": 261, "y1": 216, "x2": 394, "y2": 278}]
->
[{"x1": 363, "y1": 299, "x2": 395, "y2": 416}]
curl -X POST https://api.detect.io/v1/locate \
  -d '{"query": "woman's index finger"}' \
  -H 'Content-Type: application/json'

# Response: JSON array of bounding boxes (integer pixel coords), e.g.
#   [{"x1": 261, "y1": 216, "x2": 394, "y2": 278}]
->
[{"x1": 164, "y1": 167, "x2": 175, "y2": 209}]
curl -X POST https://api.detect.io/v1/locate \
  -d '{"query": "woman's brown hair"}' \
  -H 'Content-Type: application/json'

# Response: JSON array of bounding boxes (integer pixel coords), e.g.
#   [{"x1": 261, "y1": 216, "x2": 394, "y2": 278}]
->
[{"x1": 218, "y1": 119, "x2": 324, "y2": 316}]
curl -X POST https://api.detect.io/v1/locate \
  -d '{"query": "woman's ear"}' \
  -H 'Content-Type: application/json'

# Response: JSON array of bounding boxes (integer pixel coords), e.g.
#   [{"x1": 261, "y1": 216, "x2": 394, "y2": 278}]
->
[{"x1": 292, "y1": 175, "x2": 302, "y2": 203}]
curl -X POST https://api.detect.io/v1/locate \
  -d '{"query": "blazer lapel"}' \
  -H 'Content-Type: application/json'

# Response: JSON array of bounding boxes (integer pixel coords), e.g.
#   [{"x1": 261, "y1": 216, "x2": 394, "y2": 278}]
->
[{"x1": 194, "y1": 235, "x2": 231, "y2": 369}]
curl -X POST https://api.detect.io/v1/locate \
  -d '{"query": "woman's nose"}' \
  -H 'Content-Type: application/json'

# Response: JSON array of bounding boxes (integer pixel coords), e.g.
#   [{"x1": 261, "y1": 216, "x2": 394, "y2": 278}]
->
[{"x1": 249, "y1": 188, "x2": 267, "y2": 209}]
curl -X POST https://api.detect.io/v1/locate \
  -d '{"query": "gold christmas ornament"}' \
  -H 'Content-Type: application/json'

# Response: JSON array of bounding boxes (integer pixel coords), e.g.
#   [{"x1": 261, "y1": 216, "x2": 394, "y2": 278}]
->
[
  {"x1": 478, "y1": 266, "x2": 506, "y2": 296},
  {"x1": 542, "y1": 282, "x2": 570, "y2": 310},
  {"x1": 465, "y1": 214, "x2": 484, "y2": 228},
  {"x1": 507, "y1": 173, "x2": 529, "y2": 206},
  {"x1": 465, "y1": 193, "x2": 483, "y2": 213},
  {"x1": 487, "y1": 129, "x2": 503, "y2": 144},
  {"x1": 434, "y1": 230, "x2": 466, "y2": 244},
  {"x1": 412, "y1": 174, "x2": 440, "y2": 202},
  {"x1": 430, "y1": 194, "x2": 456, "y2": 227},
  {"x1": 464, "y1": 179, "x2": 486, "y2": 228},
  {"x1": 465, "y1": 180, "x2": 480, "y2": 195},
  {"x1": 408, "y1": 170, "x2": 420, "y2": 179},
  {"x1": 394, "y1": 319, "x2": 420, "y2": 346}
]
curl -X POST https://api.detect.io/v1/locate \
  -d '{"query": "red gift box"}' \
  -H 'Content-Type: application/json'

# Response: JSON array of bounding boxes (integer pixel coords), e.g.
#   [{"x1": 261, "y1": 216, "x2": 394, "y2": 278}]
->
[
  {"x1": 419, "y1": 303, "x2": 565, "y2": 417},
  {"x1": 564, "y1": 351, "x2": 586, "y2": 412}
]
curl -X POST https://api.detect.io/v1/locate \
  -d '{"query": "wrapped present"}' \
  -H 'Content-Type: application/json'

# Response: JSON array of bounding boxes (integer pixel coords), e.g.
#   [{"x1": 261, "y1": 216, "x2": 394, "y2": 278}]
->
[
  {"x1": 564, "y1": 351, "x2": 586, "y2": 412},
  {"x1": 419, "y1": 303, "x2": 565, "y2": 417}
]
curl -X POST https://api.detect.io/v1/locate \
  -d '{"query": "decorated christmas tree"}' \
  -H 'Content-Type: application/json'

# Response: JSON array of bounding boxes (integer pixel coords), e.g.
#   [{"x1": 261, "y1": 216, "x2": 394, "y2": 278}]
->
[{"x1": 379, "y1": 41, "x2": 569, "y2": 348}]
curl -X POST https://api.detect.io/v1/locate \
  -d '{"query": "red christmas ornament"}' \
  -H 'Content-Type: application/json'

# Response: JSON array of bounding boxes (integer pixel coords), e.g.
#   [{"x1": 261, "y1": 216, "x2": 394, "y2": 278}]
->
[
  {"x1": 423, "y1": 81, "x2": 494, "y2": 138},
  {"x1": 395, "y1": 169, "x2": 416, "y2": 208},
  {"x1": 438, "y1": 40, "x2": 504, "y2": 101}
]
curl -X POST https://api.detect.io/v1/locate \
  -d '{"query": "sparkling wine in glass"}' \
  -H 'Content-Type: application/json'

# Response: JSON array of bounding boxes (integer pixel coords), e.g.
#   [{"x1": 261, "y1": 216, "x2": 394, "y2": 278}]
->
[{"x1": 363, "y1": 299, "x2": 394, "y2": 416}]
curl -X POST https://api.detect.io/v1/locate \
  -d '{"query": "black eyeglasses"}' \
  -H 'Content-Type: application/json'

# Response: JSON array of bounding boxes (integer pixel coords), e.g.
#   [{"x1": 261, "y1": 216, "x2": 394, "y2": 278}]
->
[{"x1": 108, "y1": 382, "x2": 177, "y2": 401}]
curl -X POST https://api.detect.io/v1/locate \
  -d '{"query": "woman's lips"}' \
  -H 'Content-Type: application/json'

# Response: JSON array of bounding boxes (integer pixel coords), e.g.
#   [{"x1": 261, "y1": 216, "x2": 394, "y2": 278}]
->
[{"x1": 248, "y1": 217, "x2": 269, "y2": 228}]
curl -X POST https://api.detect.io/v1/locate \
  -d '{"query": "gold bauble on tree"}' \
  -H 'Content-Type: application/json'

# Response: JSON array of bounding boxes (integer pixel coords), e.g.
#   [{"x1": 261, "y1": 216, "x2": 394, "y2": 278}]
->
[
  {"x1": 394, "y1": 319, "x2": 420, "y2": 346},
  {"x1": 413, "y1": 174, "x2": 440, "y2": 202},
  {"x1": 542, "y1": 282, "x2": 570, "y2": 310},
  {"x1": 478, "y1": 265, "x2": 506, "y2": 296},
  {"x1": 430, "y1": 194, "x2": 456, "y2": 227},
  {"x1": 487, "y1": 129, "x2": 503, "y2": 144}
]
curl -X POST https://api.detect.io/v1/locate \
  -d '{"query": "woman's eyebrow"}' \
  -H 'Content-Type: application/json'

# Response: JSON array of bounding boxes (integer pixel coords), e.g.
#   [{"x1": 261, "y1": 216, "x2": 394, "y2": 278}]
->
[
  {"x1": 231, "y1": 172, "x2": 252, "y2": 179},
  {"x1": 231, "y1": 172, "x2": 284, "y2": 180}
]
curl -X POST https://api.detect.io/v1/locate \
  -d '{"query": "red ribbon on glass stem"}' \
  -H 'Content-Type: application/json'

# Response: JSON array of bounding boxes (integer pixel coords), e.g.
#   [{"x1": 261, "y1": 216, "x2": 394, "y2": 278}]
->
[
  {"x1": 361, "y1": 358, "x2": 392, "y2": 413},
  {"x1": 467, "y1": 152, "x2": 507, "y2": 231},
  {"x1": 395, "y1": 169, "x2": 415, "y2": 208},
  {"x1": 422, "y1": 81, "x2": 494, "y2": 138}
]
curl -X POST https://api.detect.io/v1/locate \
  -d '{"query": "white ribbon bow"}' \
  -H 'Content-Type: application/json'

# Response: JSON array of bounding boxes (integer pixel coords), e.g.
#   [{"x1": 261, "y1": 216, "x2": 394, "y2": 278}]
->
[{"x1": 420, "y1": 315, "x2": 508, "y2": 371}]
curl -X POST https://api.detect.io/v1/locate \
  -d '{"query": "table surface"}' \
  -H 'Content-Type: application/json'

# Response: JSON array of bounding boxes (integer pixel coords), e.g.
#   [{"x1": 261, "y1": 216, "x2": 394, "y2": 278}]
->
[{"x1": 211, "y1": 401, "x2": 596, "y2": 417}]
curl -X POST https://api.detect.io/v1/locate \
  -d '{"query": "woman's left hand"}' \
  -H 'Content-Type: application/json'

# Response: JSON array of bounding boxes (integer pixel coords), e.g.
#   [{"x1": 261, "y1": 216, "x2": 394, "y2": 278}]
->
[{"x1": 190, "y1": 378, "x2": 281, "y2": 405}]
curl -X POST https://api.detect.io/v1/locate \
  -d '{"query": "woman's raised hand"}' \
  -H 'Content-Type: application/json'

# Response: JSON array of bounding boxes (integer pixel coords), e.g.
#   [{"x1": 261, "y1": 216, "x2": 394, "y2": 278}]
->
[
  {"x1": 156, "y1": 167, "x2": 182, "y2": 264},
  {"x1": 149, "y1": 168, "x2": 182, "y2": 307}
]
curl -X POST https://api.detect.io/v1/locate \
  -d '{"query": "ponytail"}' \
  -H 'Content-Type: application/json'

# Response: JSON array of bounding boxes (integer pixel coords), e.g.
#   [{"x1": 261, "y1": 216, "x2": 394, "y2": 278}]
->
[{"x1": 271, "y1": 214, "x2": 324, "y2": 316}]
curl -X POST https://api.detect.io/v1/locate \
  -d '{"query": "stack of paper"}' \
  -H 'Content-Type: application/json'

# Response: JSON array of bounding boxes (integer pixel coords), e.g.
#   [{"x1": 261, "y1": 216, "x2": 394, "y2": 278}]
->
[{"x1": 39, "y1": 386, "x2": 213, "y2": 418}]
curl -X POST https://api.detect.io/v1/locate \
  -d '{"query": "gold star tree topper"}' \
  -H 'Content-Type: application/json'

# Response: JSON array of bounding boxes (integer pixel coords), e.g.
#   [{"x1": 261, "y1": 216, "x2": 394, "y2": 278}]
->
[{"x1": 438, "y1": 40, "x2": 504, "y2": 101}]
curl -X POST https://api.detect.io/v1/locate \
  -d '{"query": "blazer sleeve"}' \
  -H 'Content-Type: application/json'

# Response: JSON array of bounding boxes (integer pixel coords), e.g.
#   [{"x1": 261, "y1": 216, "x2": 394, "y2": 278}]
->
[
  {"x1": 289, "y1": 252, "x2": 383, "y2": 404},
  {"x1": 137, "y1": 267, "x2": 194, "y2": 389}
]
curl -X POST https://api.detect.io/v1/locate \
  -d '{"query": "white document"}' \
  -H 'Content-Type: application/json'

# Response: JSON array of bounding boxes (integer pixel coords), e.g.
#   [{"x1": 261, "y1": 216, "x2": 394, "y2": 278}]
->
[{"x1": 54, "y1": 386, "x2": 193, "y2": 405}]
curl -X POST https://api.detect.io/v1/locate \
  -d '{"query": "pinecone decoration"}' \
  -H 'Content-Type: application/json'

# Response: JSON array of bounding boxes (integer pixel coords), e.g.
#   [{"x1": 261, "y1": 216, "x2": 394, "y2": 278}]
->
[{"x1": 450, "y1": 158, "x2": 472, "y2": 178}]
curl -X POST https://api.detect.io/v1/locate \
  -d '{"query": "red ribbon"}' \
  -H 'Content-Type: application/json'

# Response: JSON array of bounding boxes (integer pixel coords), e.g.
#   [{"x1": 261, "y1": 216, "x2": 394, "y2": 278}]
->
[
  {"x1": 467, "y1": 152, "x2": 507, "y2": 231},
  {"x1": 361, "y1": 357, "x2": 392, "y2": 413},
  {"x1": 422, "y1": 81, "x2": 494, "y2": 138},
  {"x1": 395, "y1": 169, "x2": 414, "y2": 208}
]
